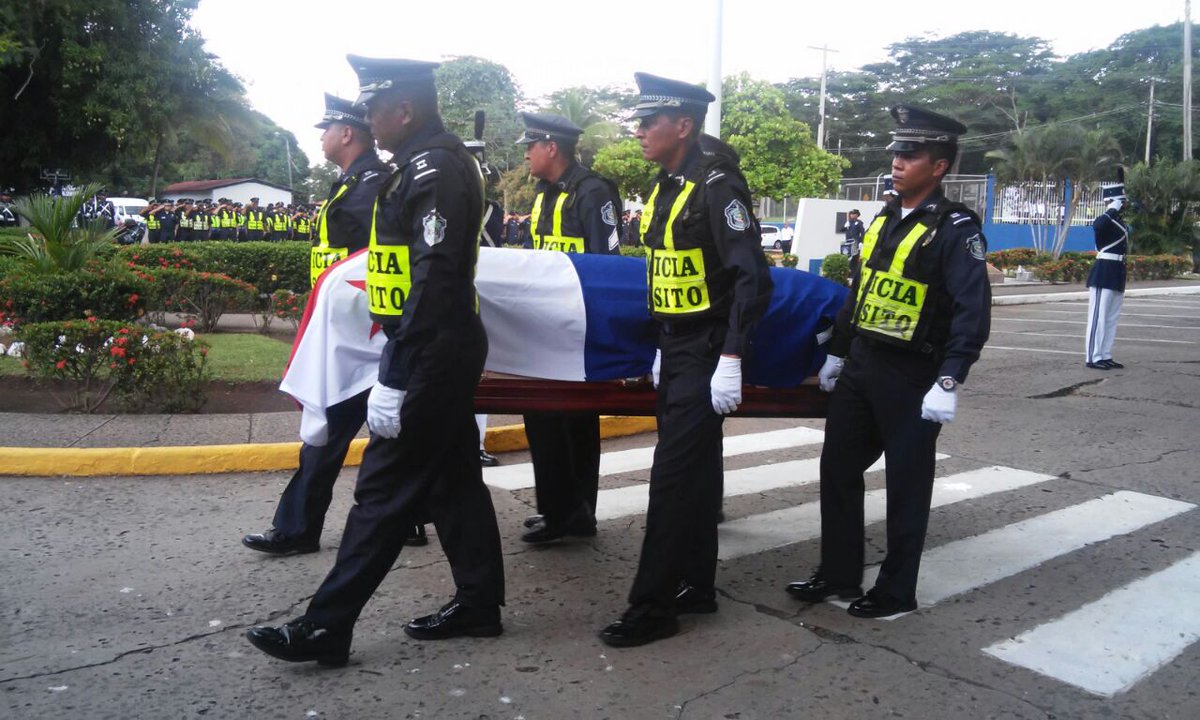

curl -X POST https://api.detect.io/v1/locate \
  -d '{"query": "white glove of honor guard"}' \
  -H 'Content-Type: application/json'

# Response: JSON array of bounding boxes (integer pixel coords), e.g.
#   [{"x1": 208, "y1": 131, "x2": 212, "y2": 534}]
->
[
  {"x1": 920, "y1": 383, "x2": 957, "y2": 424},
  {"x1": 817, "y1": 355, "x2": 844, "y2": 393},
  {"x1": 651, "y1": 348, "x2": 662, "y2": 389},
  {"x1": 710, "y1": 355, "x2": 742, "y2": 415},
  {"x1": 1106, "y1": 197, "x2": 1124, "y2": 213},
  {"x1": 366, "y1": 381, "x2": 406, "y2": 438}
]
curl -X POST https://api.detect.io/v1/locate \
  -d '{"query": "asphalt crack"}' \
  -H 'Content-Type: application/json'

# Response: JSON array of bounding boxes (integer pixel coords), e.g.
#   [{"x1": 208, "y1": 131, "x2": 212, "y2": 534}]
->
[{"x1": 1026, "y1": 379, "x2": 1105, "y2": 399}]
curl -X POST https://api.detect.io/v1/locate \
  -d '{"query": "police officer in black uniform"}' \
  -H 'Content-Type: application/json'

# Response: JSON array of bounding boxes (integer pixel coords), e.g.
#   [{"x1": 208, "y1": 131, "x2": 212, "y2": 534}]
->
[
  {"x1": 245, "y1": 198, "x2": 267, "y2": 241},
  {"x1": 246, "y1": 56, "x2": 505, "y2": 666},
  {"x1": 515, "y1": 111, "x2": 623, "y2": 544},
  {"x1": 599, "y1": 74, "x2": 773, "y2": 647},
  {"x1": 241, "y1": 93, "x2": 390, "y2": 557},
  {"x1": 785, "y1": 105, "x2": 991, "y2": 618},
  {"x1": 1084, "y1": 181, "x2": 1129, "y2": 370}
]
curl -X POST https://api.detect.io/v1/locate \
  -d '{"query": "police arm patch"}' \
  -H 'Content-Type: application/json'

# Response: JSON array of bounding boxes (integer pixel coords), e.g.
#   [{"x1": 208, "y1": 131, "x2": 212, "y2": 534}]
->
[
  {"x1": 422, "y1": 210, "x2": 446, "y2": 246},
  {"x1": 601, "y1": 201, "x2": 617, "y2": 227},
  {"x1": 724, "y1": 199, "x2": 749, "y2": 232},
  {"x1": 966, "y1": 233, "x2": 985, "y2": 260}
]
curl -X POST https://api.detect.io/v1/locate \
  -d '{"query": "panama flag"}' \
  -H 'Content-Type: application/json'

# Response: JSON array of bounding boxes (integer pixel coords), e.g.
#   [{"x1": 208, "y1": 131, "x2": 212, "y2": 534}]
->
[{"x1": 282, "y1": 247, "x2": 847, "y2": 443}]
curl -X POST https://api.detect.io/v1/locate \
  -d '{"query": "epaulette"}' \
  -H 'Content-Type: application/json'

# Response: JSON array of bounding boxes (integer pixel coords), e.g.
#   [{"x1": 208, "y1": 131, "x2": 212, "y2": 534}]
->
[{"x1": 948, "y1": 211, "x2": 976, "y2": 226}]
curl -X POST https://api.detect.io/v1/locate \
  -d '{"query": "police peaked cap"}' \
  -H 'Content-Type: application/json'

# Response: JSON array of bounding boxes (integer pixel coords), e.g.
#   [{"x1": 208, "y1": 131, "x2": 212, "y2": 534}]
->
[
  {"x1": 630, "y1": 72, "x2": 715, "y2": 119},
  {"x1": 886, "y1": 105, "x2": 968, "y2": 152},
  {"x1": 515, "y1": 112, "x2": 584, "y2": 145},
  {"x1": 316, "y1": 93, "x2": 370, "y2": 132},
  {"x1": 347, "y1": 55, "x2": 440, "y2": 105},
  {"x1": 1101, "y1": 184, "x2": 1127, "y2": 201}
]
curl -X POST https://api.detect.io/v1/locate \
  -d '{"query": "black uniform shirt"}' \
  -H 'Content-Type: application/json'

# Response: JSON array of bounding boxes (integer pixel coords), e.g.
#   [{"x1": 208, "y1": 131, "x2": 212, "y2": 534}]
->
[
  {"x1": 830, "y1": 189, "x2": 991, "y2": 383},
  {"x1": 532, "y1": 161, "x2": 622, "y2": 255},
  {"x1": 374, "y1": 118, "x2": 484, "y2": 390},
  {"x1": 325, "y1": 149, "x2": 389, "y2": 252},
  {"x1": 645, "y1": 142, "x2": 773, "y2": 357}
]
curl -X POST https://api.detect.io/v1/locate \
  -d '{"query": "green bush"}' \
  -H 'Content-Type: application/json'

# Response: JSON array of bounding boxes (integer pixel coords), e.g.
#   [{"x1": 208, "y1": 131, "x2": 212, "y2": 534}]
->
[
  {"x1": 619, "y1": 244, "x2": 647, "y2": 258},
  {"x1": 821, "y1": 253, "x2": 851, "y2": 285},
  {"x1": 252, "y1": 288, "x2": 309, "y2": 334},
  {"x1": 117, "y1": 241, "x2": 309, "y2": 294},
  {"x1": 17, "y1": 318, "x2": 210, "y2": 412},
  {"x1": 1035, "y1": 252, "x2": 1192, "y2": 282},
  {"x1": 780, "y1": 253, "x2": 800, "y2": 269},
  {"x1": 0, "y1": 264, "x2": 152, "y2": 327},
  {"x1": 144, "y1": 267, "x2": 257, "y2": 332},
  {"x1": 986, "y1": 248, "x2": 1045, "y2": 269}
]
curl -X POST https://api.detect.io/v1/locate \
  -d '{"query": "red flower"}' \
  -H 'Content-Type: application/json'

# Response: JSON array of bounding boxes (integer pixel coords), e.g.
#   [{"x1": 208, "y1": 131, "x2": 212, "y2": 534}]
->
[{"x1": 55, "y1": 359, "x2": 67, "y2": 369}]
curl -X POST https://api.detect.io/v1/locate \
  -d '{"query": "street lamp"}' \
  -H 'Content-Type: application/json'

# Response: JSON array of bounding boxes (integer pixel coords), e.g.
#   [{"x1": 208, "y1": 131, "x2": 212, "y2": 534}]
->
[{"x1": 274, "y1": 131, "x2": 294, "y2": 192}]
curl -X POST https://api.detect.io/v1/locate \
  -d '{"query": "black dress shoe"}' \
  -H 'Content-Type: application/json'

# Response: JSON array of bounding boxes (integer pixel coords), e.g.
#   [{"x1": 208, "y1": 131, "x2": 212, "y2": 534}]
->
[
  {"x1": 245, "y1": 617, "x2": 350, "y2": 667},
  {"x1": 520, "y1": 512, "x2": 598, "y2": 544},
  {"x1": 480, "y1": 450, "x2": 500, "y2": 467},
  {"x1": 674, "y1": 583, "x2": 718, "y2": 614},
  {"x1": 847, "y1": 589, "x2": 917, "y2": 619},
  {"x1": 403, "y1": 600, "x2": 502, "y2": 640},
  {"x1": 523, "y1": 514, "x2": 544, "y2": 529},
  {"x1": 785, "y1": 571, "x2": 863, "y2": 603},
  {"x1": 404, "y1": 524, "x2": 428, "y2": 547},
  {"x1": 1101, "y1": 359, "x2": 1125, "y2": 369},
  {"x1": 599, "y1": 605, "x2": 679, "y2": 648},
  {"x1": 1085, "y1": 362, "x2": 1110, "y2": 370},
  {"x1": 241, "y1": 529, "x2": 319, "y2": 556}
]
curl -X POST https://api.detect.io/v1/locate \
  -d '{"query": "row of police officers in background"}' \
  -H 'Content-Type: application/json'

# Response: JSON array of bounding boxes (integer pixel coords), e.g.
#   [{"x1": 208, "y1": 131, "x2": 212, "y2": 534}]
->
[
  {"x1": 139, "y1": 198, "x2": 320, "y2": 243},
  {"x1": 241, "y1": 51, "x2": 992, "y2": 665}
]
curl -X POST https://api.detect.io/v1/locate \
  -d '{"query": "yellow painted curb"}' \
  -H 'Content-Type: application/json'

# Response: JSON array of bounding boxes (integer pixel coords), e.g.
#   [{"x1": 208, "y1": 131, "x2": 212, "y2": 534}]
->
[{"x1": 0, "y1": 416, "x2": 658, "y2": 478}]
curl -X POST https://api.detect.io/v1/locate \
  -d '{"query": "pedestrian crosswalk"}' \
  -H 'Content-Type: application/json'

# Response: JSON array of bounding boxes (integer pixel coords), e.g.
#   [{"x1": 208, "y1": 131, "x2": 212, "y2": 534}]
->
[{"x1": 485, "y1": 426, "x2": 1198, "y2": 698}]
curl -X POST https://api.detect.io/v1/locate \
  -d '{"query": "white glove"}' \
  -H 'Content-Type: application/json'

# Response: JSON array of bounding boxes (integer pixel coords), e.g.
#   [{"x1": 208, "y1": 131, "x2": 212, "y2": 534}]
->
[
  {"x1": 651, "y1": 349, "x2": 662, "y2": 388},
  {"x1": 710, "y1": 355, "x2": 742, "y2": 415},
  {"x1": 366, "y1": 381, "x2": 406, "y2": 438},
  {"x1": 1107, "y1": 197, "x2": 1124, "y2": 213},
  {"x1": 817, "y1": 355, "x2": 844, "y2": 393},
  {"x1": 920, "y1": 383, "x2": 957, "y2": 424},
  {"x1": 299, "y1": 407, "x2": 329, "y2": 447}
]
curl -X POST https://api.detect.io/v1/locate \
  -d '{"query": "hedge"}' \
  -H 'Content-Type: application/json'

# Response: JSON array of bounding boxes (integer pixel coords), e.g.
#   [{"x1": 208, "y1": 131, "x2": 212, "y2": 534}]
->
[
  {"x1": 118, "y1": 241, "x2": 309, "y2": 294},
  {"x1": 0, "y1": 264, "x2": 152, "y2": 327}
]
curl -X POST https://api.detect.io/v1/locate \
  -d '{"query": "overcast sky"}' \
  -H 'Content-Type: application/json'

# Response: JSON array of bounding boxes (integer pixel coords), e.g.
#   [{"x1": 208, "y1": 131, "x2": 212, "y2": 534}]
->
[{"x1": 191, "y1": 0, "x2": 1188, "y2": 164}]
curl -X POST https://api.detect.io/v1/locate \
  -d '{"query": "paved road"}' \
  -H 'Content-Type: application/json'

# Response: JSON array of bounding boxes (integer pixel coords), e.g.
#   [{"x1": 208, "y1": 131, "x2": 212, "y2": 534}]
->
[{"x1": 2, "y1": 294, "x2": 1198, "y2": 719}]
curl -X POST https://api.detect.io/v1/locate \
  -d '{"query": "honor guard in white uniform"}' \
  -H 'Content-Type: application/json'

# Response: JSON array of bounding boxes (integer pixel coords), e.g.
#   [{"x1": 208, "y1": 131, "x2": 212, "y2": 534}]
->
[{"x1": 1085, "y1": 182, "x2": 1130, "y2": 370}]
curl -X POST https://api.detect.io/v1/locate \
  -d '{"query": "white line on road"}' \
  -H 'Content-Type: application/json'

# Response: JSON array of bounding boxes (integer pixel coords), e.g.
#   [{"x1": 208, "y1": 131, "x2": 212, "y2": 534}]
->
[
  {"x1": 717, "y1": 466, "x2": 1054, "y2": 560},
  {"x1": 484, "y1": 426, "x2": 826, "y2": 490},
  {"x1": 1020, "y1": 308, "x2": 1200, "y2": 320},
  {"x1": 995, "y1": 318, "x2": 1200, "y2": 330},
  {"x1": 983, "y1": 550, "x2": 1200, "y2": 697},
  {"x1": 984, "y1": 345, "x2": 1079, "y2": 355},
  {"x1": 593, "y1": 451, "x2": 947, "y2": 522},
  {"x1": 989, "y1": 330, "x2": 1195, "y2": 345},
  {"x1": 853, "y1": 491, "x2": 1195, "y2": 619}
]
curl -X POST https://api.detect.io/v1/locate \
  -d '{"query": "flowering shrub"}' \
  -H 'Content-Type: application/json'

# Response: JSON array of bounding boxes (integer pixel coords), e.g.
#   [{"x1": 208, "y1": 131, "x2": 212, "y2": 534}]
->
[
  {"x1": 252, "y1": 289, "x2": 308, "y2": 334},
  {"x1": 1035, "y1": 252, "x2": 1192, "y2": 282},
  {"x1": 116, "y1": 241, "x2": 309, "y2": 294},
  {"x1": 142, "y1": 267, "x2": 258, "y2": 332},
  {"x1": 985, "y1": 248, "x2": 1044, "y2": 269},
  {"x1": 17, "y1": 318, "x2": 210, "y2": 412},
  {"x1": 0, "y1": 264, "x2": 152, "y2": 328},
  {"x1": 780, "y1": 253, "x2": 800, "y2": 269}
]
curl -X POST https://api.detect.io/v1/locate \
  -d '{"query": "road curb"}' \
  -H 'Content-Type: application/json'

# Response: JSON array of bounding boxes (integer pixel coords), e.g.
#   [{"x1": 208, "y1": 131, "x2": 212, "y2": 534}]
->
[
  {"x1": 0, "y1": 415, "x2": 658, "y2": 478},
  {"x1": 992, "y1": 285, "x2": 1200, "y2": 305}
]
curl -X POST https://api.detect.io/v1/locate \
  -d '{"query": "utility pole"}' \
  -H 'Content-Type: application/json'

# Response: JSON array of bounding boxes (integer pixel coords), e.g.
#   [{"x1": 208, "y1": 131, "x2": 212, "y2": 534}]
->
[
  {"x1": 1146, "y1": 79, "x2": 1156, "y2": 165},
  {"x1": 1185, "y1": 0, "x2": 1193, "y2": 160},
  {"x1": 808, "y1": 45, "x2": 839, "y2": 150},
  {"x1": 706, "y1": 0, "x2": 724, "y2": 138}
]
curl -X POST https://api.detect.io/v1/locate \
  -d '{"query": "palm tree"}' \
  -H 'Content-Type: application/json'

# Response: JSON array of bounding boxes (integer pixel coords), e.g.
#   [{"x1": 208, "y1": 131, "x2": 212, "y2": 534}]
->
[
  {"x1": 542, "y1": 87, "x2": 626, "y2": 166},
  {"x1": 0, "y1": 183, "x2": 117, "y2": 273},
  {"x1": 987, "y1": 125, "x2": 1123, "y2": 258}
]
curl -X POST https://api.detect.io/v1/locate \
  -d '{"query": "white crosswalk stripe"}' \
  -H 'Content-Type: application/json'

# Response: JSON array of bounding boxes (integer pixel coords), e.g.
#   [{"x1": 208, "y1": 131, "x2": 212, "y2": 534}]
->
[
  {"x1": 493, "y1": 426, "x2": 1196, "y2": 696},
  {"x1": 484, "y1": 426, "x2": 825, "y2": 490},
  {"x1": 842, "y1": 491, "x2": 1195, "y2": 619},
  {"x1": 983, "y1": 551, "x2": 1200, "y2": 697}
]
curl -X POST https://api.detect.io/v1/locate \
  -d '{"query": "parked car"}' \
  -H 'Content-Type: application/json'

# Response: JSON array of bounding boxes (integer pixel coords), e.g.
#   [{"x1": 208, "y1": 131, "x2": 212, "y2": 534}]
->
[
  {"x1": 760, "y1": 223, "x2": 783, "y2": 250},
  {"x1": 107, "y1": 197, "x2": 149, "y2": 227}
]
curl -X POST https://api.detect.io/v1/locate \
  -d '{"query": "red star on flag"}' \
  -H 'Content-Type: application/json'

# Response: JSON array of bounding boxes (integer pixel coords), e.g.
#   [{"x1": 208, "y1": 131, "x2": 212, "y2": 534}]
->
[{"x1": 347, "y1": 279, "x2": 384, "y2": 339}]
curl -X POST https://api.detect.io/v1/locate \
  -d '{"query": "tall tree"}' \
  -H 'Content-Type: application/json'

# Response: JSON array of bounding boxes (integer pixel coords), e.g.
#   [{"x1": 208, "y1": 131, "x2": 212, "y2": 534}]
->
[
  {"x1": 721, "y1": 74, "x2": 847, "y2": 201},
  {"x1": 436, "y1": 56, "x2": 525, "y2": 174},
  {"x1": 592, "y1": 138, "x2": 658, "y2": 203},
  {"x1": 1126, "y1": 159, "x2": 1200, "y2": 264},
  {"x1": 540, "y1": 86, "x2": 628, "y2": 166}
]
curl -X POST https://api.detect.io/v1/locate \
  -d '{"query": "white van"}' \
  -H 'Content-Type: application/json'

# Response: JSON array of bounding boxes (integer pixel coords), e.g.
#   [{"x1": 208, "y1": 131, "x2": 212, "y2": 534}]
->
[{"x1": 107, "y1": 197, "x2": 149, "y2": 226}]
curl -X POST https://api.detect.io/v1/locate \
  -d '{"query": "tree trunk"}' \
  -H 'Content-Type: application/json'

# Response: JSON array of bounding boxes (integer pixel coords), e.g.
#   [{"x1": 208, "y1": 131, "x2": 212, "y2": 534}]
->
[{"x1": 150, "y1": 130, "x2": 165, "y2": 199}]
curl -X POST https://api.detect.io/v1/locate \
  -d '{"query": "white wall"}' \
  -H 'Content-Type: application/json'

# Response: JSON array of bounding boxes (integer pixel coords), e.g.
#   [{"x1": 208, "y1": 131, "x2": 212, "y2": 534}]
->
[
  {"x1": 791, "y1": 198, "x2": 885, "y2": 274},
  {"x1": 162, "y1": 181, "x2": 292, "y2": 206}
]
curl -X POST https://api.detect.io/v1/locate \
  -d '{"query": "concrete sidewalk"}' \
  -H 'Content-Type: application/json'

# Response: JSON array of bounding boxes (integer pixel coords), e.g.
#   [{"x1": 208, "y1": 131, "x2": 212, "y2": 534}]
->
[{"x1": 1, "y1": 279, "x2": 1196, "y2": 477}]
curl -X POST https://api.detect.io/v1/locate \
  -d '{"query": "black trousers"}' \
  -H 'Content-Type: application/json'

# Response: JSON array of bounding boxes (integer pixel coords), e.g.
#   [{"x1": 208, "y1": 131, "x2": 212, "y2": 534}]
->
[
  {"x1": 305, "y1": 323, "x2": 504, "y2": 632},
  {"x1": 523, "y1": 412, "x2": 601, "y2": 525},
  {"x1": 629, "y1": 322, "x2": 725, "y2": 609},
  {"x1": 819, "y1": 338, "x2": 942, "y2": 603},
  {"x1": 271, "y1": 389, "x2": 369, "y2": 542}
]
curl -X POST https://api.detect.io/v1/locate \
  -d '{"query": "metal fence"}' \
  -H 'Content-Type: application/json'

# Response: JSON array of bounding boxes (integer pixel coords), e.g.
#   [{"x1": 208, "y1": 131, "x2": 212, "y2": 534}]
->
[
  {"x1": 837, "y1": 175, "x2": 989, "y2": 217},
  {"x1": 992, "y1": 180, "x2": 1105, "y2": 227}
]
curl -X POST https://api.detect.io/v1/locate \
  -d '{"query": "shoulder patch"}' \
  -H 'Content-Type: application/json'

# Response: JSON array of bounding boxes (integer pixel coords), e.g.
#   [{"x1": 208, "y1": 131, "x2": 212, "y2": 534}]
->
[
  {"x1": 724, "y1": 199, "x2": 749, "y2": 232},
  {"x1": 601, "y1": 201, "x2": 617, "y2": 227},
  {"x1": 966, "y1": 233, "x2": 985, "y2": 260},
  {"x1": 422, "y1": 210, "x2": 446, "y2": 246}
]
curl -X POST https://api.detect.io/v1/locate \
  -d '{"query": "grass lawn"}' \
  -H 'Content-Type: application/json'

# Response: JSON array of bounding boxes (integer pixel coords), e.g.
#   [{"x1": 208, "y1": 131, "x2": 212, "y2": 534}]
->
[{"x1": 0, "y1": 332, "x2": 293, "y2": 382}]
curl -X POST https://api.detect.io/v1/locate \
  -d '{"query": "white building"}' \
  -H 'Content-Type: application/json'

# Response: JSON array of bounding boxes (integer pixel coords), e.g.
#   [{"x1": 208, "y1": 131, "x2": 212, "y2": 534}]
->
[
  {"x1": 790, "y1": 198, "x2": 885, "y2": 274},
  {"x1": 160, "y1": 178, "x2": 293, "y2": 206}
]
